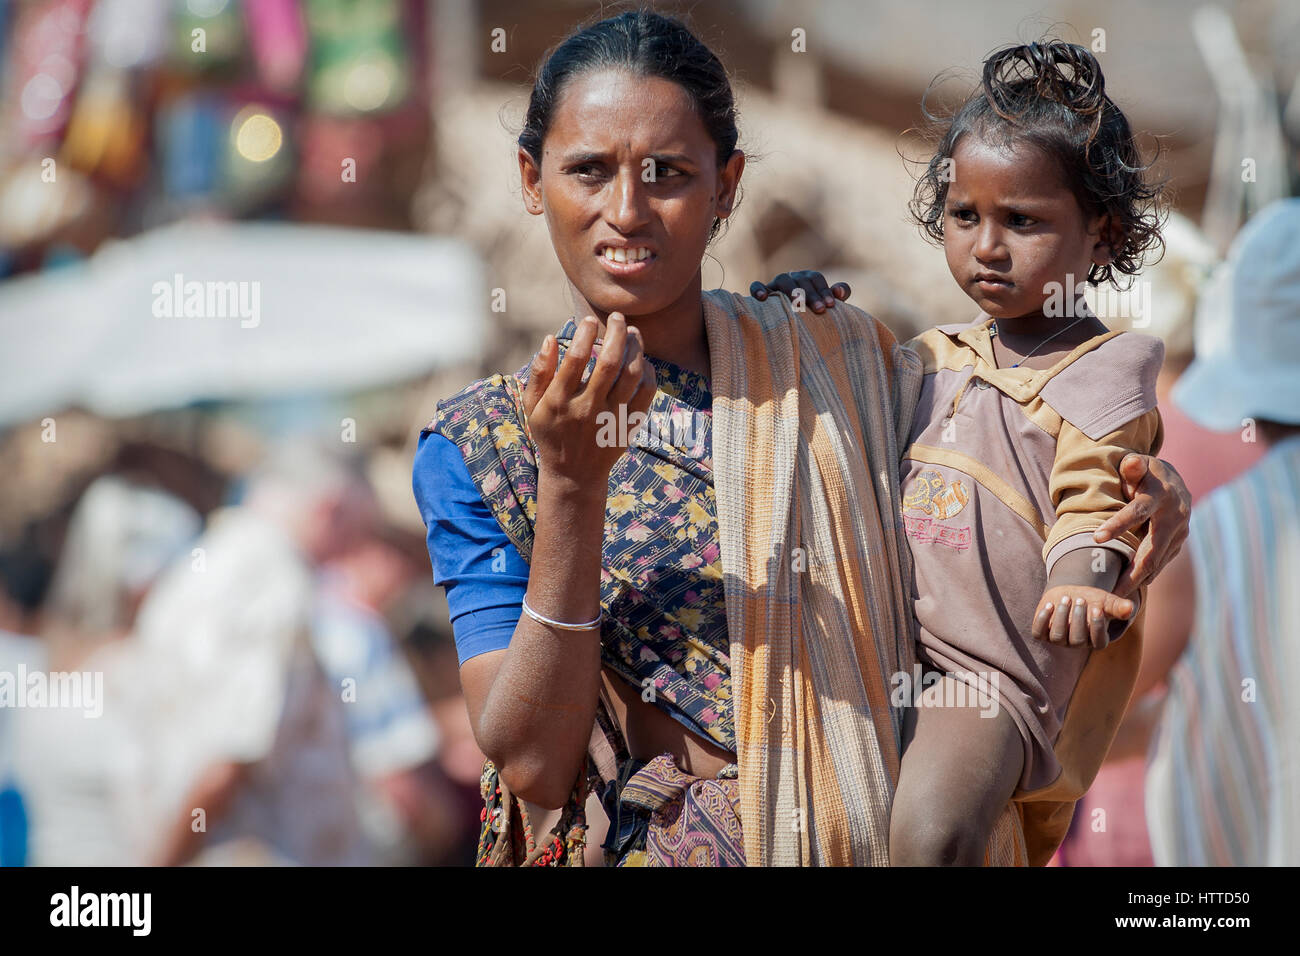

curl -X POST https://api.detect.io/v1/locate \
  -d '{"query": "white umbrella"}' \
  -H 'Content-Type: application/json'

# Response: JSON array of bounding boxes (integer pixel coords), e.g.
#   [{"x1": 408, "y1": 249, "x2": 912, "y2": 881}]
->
[{"x1": 0, "y1": 220, "x2": 486, "y2": 427}]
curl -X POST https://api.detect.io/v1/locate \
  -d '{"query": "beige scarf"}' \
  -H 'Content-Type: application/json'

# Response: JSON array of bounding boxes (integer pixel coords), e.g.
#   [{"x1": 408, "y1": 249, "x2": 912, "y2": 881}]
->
[{"x1": 703, "y1": 290, "x2": 1028, "y2": 865}]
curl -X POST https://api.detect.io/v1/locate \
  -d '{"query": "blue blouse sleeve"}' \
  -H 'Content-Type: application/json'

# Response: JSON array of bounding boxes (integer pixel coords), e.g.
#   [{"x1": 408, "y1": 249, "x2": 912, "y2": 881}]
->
[{"x1": 412, "y1": 430, "x2": 529, "y2": 667}]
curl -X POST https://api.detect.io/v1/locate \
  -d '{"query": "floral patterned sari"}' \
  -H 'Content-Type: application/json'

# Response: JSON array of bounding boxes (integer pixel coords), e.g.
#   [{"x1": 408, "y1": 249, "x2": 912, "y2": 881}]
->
[{"x1": 425, "y1": 317, "x2": 743, "y2": 865}]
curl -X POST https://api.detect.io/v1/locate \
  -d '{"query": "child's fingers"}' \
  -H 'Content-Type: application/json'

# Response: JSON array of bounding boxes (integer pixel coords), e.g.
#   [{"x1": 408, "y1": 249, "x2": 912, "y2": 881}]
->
[
  {"x1": 831, "y1": 281, "x2": 853, "y2": 302},
  {"x1": 1067, "y1": 597, "x2": 1089, "y2": 647},
  {"x1": 1091, "y1": 626, "x2": 1111, "y2": 651},
  {"x1": 784, "y1": 273, "x2": 823, "y2": 311},
  {"x1": 1049, "y1": 596, "x2": 1072, "y2": 645},
  {"x1": 1032, "y1": 600, "x2": 1054, "y2": 640},
  {"x1": 768, "y1": 273, "x2": 798, "y2": 301},
  {"x1": 805, "y1": 273, "x2": 835, "y2": 310},
  {"x1": 1088, "y1": 604, "x2": 1107, "y2": 649},
  {"x1": 749, "y1": 281, "x2": 770, "y2": 300}
]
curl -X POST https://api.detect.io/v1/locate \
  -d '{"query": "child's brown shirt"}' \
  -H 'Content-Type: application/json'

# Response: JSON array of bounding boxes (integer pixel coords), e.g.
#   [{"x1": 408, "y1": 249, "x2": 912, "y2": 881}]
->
[{"x1": 901, "y1": 315, "x2": 1163, "y2": 792}]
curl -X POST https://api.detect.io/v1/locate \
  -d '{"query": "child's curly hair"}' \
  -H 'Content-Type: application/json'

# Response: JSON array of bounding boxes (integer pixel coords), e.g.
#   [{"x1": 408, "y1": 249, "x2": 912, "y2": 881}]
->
[{"x1": 910, "y1": 40, "x2": 1166, "y2": 287}]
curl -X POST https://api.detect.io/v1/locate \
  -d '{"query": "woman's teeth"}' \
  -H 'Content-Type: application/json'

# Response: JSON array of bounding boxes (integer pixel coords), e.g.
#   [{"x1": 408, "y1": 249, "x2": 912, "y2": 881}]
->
[{"x1": 602, "y1": 247, "x2": 652, "y2": 263}]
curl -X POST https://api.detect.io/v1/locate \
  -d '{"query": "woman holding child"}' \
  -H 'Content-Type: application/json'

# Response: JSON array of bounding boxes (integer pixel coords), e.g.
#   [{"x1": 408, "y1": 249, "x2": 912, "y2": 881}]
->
[{"x1": 412, "y1": 11, "x2": 1190, "y2": 866}]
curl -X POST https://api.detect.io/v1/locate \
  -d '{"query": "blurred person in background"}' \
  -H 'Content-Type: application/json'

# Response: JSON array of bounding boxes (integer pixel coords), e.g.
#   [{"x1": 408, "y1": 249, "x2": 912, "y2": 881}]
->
[
  {"x1": 0, "y1": 543, "x2": 51, "y2": 867},
  {"x1": 389, "y1": 593, "x2": 497, "y2": 864},
  {"x1": 1143, "y1": 199, "x2": 1300, "y2": 865},
  {"x1": 1, "y1": 555, "x2": 43, "y2": 866},
  {"x1": 118, "y1": 438, "x2": 373, "y2": 866},
  {"x1": 8, "y1": 474, "x2": 201, "y2": 865},
  {"x1": 313, "y1": 526, "x2": 466, "y2": 865},
  {"x1": 0, "y1": 626, "x2": 31, "y2": 866},
  {"x1": 1140, "y1": 216, "x2": 1268, "y2": 501}
]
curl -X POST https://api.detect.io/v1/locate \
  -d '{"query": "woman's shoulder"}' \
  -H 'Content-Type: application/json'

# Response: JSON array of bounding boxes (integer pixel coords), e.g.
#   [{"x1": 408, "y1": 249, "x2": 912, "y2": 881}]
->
[
  {"x1": 420, "y1": 370, "x2": 529, "y2": 443},
  {"x1": 414, "y1": 366, "x2": 540, "y2": 551},
  {"x1": 411, "y1": 429, "x2": 500, "y2": 545},
  {"x1": 412, "y1": 379, "x2": 538, "y2": 565}
]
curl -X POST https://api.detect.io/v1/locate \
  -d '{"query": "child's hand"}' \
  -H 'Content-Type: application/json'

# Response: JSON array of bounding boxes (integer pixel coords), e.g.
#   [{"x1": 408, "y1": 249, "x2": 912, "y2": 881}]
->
[
  {"x1": 749, "y1": 271, "x2": 851, "y2": 314},
  {"x1": 1031, "y1": 585, "x2": 1136, "y2": 650}
]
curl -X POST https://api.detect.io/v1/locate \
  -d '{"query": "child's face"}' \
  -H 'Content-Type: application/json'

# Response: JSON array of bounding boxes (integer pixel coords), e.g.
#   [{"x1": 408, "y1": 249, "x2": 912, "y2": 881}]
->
[{"x1": 942, "y1": 135, "x2": 1110, "y2": 321}]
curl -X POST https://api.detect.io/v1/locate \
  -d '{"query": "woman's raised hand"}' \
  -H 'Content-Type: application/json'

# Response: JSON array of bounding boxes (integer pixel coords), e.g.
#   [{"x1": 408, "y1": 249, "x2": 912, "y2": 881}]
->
[
  {"x1": 750, "y1": 270, "x2": 852, "y2": 314},
  {"x1": 521, "y1": 313, "x2": 657, "y2": 488}
]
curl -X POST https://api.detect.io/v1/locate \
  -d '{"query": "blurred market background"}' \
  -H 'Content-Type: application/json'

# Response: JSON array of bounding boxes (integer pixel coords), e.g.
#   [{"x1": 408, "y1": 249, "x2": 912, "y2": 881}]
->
[{"x1": 0, "y1": 0, "x2": 1297, "y2": 866}]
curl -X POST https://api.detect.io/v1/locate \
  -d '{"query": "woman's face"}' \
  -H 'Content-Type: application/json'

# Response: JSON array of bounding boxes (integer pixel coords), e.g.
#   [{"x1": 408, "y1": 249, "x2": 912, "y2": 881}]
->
[{"x1": 519, "y1": 69, "x2": 744, "y2": 323}]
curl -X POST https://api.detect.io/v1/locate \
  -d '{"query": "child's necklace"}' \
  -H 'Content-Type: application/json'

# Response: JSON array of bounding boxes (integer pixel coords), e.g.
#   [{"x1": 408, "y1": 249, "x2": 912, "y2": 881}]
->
[{"x1": 989, "y1": 315, "x2": 1088, "y2": 368}]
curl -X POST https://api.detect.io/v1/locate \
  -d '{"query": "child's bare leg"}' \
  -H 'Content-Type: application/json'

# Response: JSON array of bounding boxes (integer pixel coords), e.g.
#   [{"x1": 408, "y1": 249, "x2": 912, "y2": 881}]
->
[{"x1": 890, "y1": 675, "x2": 1024, "y2": 865}]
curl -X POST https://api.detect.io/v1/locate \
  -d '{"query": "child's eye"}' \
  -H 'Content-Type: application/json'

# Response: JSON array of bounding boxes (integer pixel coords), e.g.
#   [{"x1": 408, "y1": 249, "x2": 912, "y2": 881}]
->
[
  {"x1": 1008, "y1": 213, "x2": 1036, "y2": 227},
  {"x1": 948, "y1": 207, "x2": 977, "y2": 224}
]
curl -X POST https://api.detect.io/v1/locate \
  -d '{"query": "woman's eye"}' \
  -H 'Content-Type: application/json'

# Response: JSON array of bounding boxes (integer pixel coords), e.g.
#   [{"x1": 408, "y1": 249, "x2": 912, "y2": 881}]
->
[
  {"x1": 653, "y1": 163, "x2": 682, "y2": 179},
  {"x1": 572, "y1": 164, "x2": 604, "y2": 180}
]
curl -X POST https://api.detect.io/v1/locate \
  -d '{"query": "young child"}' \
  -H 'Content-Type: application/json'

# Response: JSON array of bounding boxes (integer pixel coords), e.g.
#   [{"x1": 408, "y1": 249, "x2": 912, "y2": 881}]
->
[{"x1": 757, "y1": 39, "x2": 1167, "y2": 864}]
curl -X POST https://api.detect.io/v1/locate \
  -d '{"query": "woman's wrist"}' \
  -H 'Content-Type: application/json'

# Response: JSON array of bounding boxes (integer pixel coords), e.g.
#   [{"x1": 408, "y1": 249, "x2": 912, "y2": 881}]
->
[
  {"x1": 521, "y1": 593, "x2": 602, "y2": 631},
  {"x1": 529, "y1": 464, "x2": 608, "y2": 622},
  {"x1": 538, "y1": 463, "x2": 609, "y2": 504}
]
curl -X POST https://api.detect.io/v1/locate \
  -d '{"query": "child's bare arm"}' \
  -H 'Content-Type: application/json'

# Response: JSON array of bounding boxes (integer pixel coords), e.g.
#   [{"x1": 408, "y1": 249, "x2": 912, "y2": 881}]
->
[
  {"x1": 1038, "y1": 399, "x2": 1164, "y2": 650},
  {"x1": 1030, "y1": 548, "x2": 1137, "y2": 649}
]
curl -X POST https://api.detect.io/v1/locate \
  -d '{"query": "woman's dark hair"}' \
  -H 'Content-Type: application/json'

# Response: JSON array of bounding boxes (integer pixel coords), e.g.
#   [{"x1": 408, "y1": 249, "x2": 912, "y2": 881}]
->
[
  {"x1": 909, "y1": 40, "x2": 1165, "y2": 287},
  {"x1": 518, "y1": 9, "x2": 740, "y2": 239}
]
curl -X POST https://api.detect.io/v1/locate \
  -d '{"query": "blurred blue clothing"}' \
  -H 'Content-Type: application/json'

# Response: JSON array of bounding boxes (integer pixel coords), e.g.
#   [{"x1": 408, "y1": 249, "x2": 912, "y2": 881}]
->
[
  {"x1": 0, "y1": 630, "x2": 39, "y2": 867},
  {"x1": 0, "y1": 785, "x2": 27, "y2": 867},
  {"x1": 312, "y1": 578, "x2": 440, "y2": 779},
  {"x1": 411, "y1": 430, "x2": 528, "y2": 667}
]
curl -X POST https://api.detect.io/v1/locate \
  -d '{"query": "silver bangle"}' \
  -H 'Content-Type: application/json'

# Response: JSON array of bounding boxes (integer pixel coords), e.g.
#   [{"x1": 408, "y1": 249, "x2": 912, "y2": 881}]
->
[{"x1": 521, "y1": 594, "x2": 603, "y2": 632}]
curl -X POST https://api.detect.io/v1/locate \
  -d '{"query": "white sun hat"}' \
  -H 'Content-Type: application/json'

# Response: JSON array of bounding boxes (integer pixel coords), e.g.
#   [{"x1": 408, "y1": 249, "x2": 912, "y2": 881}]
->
[{"x1": 1173, "y1": 198, "x2": 1300, "y2": 431}]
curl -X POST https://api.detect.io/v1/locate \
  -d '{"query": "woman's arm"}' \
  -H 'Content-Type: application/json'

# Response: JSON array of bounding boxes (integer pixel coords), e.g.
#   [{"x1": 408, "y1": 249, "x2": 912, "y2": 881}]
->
[
  {"x1": 458, "y1": 315, "x2": 656, "y2": 809},
  {"x1": 458, "y1": 472, "x2": 605, "y2": 809}
]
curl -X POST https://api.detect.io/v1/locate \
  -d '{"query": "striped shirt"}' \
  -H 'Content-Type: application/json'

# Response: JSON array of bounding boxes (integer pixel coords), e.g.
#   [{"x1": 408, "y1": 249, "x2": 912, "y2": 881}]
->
[{"x1": 1146, "y1": 434, "x2": 1300, "y2": 865}]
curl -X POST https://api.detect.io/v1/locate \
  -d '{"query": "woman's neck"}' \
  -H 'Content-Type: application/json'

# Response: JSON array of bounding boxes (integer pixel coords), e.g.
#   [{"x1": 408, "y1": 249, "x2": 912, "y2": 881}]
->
[{"x1": 569, "y1": 272, "x2": 711, "y2": 379}]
